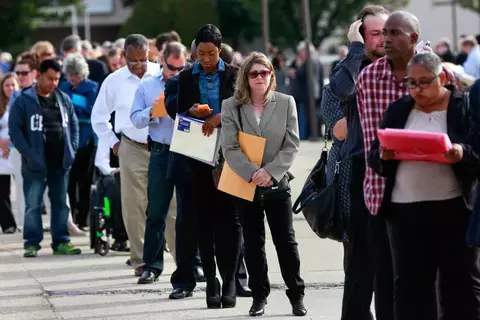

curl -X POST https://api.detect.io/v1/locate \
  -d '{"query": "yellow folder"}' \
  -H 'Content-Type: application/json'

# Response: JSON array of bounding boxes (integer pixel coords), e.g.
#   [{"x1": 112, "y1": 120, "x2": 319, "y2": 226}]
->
[
  {"x1": 218, "y1": 132, "x2": 266, "y2": 201},
  {"x1": 151, "y1": 93, "x2": 167, "y2": 118}
]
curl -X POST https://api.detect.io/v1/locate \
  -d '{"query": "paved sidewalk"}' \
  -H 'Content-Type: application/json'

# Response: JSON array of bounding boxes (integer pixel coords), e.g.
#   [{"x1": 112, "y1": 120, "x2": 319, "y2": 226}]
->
[{"x1": 0, "y1": 141, "x2": 348, "y2": 320}]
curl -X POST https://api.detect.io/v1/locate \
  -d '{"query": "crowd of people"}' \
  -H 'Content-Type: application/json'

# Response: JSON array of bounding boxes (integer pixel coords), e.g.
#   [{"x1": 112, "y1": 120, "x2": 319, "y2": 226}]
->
[{"x1": 0, "y1": 4, "x2": 480, "y2": 319}]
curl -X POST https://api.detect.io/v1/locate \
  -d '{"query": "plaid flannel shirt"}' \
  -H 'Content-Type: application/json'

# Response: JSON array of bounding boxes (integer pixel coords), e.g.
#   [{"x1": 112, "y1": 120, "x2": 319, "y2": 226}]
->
[{"x1": 356, "y1": 56, "x2": 410, "y2": 215}]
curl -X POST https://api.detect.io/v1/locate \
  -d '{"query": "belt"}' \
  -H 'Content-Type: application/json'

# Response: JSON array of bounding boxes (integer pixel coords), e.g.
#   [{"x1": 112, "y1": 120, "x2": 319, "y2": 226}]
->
[
  {"x1": 151, "y1": 141, "x2": 170, "y2": 150},
  {"x1": 121, "y1": 134, "x2": 148, "y2": 150}
]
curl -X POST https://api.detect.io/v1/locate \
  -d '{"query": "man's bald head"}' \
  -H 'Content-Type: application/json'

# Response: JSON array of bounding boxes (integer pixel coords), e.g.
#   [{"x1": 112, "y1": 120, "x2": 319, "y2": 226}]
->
[
  {"x1": 383, "y1": 11, "x2": 420, "y2": 60},
  {"x1": 388, "y1": 11, "x2": 420, "y2": 36}
]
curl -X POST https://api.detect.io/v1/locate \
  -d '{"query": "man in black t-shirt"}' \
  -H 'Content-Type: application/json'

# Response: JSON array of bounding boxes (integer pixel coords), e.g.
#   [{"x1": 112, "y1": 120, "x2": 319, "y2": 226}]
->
[{"x1": 9, "y1": 59, "x2": 80, "y2": 258}]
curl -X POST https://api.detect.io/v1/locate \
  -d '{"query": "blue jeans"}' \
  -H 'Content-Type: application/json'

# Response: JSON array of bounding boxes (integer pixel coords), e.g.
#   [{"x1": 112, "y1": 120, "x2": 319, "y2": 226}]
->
[
  {"x1": 298, "y1": 103, "x2": 308, "y2": 140},
  {"x1": 23, "y1": 168, "x2": 70, "y2": 250},
  {"x1": 143, "y1": 144, "x2": 175, "y2": 273}
]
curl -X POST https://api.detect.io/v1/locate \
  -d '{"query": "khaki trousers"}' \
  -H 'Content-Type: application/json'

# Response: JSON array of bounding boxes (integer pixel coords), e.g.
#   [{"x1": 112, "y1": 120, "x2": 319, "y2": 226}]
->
[
  {"x1": 118, "y1": 136, "x2": 149, "y2": 268},
  {"x1": 165, "y1": 191, "x2": 177, "y2": 261}
]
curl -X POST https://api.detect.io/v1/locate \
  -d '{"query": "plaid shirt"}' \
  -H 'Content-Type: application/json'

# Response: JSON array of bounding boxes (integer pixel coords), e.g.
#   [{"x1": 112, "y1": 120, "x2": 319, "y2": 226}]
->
[{"x1": 356, "y1": 56, "x2": 410, "y2": 215}]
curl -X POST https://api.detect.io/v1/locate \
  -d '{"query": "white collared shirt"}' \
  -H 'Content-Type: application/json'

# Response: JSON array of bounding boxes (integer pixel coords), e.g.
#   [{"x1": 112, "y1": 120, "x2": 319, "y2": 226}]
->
[
  {"x1": 95, "y1": 136, "x2": 115, "y2": 175},
  {"x1": 91, "y1": 62, "x2": 161, "y2": 147}
]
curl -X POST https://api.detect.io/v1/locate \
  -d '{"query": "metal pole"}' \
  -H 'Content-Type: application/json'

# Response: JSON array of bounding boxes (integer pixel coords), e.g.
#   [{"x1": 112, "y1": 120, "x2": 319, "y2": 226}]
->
[
  {"x1": 84, "y1": 11, "x2": 91, "y2": 41},
  {"x1": 301, "y1": 0, "x2": 318, "y2": 140},
  {"x1": 452, "y1": 0, "x2": 458, "y2": 51},
  {"x1": 261, "y1": 0, "x2": 270, "y2": 54},
  {"x1": 70, "y1": 5, "x2": 78, "y2": 36}
]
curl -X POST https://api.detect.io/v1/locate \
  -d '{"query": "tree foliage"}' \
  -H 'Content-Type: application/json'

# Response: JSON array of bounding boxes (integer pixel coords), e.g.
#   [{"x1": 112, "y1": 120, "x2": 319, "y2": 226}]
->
[
  {"x1": 0, "y1": 0, "x2": 81, "y2": 52},
  {"x1": 122, "y1": 0, "x2": 410, "y2": 48},
  {"x1": 459, "y1": 0, "x2": 480, "y2": 14}
]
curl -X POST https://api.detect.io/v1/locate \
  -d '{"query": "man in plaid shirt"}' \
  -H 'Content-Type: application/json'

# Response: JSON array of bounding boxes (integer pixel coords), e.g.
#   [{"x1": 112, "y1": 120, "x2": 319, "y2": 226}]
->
[{"x1": 356, "y1": 11, "x2": 420, "y2": 216}]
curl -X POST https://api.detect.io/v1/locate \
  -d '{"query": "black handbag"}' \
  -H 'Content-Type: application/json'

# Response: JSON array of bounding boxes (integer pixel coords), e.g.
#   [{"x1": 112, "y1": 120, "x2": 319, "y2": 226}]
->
[
  {"x1": 292, "y1": 143, "x2": 347, "y2": 242},
  {"x1": 254, "y1": 172, "x2": 292, "y2": 202}
]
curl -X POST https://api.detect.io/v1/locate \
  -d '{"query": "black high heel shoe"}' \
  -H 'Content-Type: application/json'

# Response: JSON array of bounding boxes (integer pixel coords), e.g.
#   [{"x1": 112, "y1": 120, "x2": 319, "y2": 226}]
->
[
  {"x1": 206, "y1": 277, "x2": 221, "y2": 309},
  {"x1": 221, "y1": 279, "x2": 236, "y2": 308}
]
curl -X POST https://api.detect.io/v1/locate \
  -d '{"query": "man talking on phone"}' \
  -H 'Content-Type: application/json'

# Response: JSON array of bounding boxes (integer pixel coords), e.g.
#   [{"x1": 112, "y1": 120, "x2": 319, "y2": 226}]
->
[{"x1": 329, "y1": 5, "x2": 392, "y2": 320}]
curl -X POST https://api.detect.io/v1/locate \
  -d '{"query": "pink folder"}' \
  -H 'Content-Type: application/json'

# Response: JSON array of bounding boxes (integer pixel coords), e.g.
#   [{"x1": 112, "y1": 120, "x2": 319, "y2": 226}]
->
[{"x1": 377, "y1": 128, "x2": 454, "y2": 164}]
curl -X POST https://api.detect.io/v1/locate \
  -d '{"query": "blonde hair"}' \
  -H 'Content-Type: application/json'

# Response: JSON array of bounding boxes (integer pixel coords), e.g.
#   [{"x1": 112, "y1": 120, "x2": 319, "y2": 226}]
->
[
  {"x1": 235, "y1": 52, "x2": 276, "y2": 105},
  {"x1": 31, "y1": 41, "x2": 55, "y2": 57}
]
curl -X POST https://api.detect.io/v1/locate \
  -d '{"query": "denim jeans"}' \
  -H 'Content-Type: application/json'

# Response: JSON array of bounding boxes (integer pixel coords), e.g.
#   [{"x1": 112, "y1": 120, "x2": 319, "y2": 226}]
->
[
  {"x1": 23, "y1": 168, "x2": 70, "y2": 250},
  {"x1": 143, "y1": 144, "x2": 175, "y2": 273}
]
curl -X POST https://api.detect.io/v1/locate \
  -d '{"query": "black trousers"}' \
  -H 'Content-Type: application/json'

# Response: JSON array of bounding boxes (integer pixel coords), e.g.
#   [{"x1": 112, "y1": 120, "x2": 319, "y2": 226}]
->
[
  {"x1": 190, "y1": 162, "x2": 242, "y2": 289},
  {"x1": 388, "y1": 197, "x2": 480, "y2": 320},
  {"x1": 0, "y1": 175, "x2": 16, "y2": 232},
  {"x1": 341, "y1": 158, "x2": 394, "y2": 320},
  {"x1": 68, "y1": 141, "x2": 96, "y2": 227},
  {"x1": 341, "y1": 158, "x2": 374, "y2": 320},
  {"x1": 102, "y1": 173, "x2": 127, "y2": 242},
  {"x1": 239, "y1": 196, "x2": 305, "y2": 302}
]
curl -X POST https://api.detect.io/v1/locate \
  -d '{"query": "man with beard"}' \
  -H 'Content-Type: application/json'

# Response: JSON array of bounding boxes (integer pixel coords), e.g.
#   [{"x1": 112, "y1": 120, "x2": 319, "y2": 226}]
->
[{"x1": 329, "y1": 5, "x2": 392, "y2": 320}]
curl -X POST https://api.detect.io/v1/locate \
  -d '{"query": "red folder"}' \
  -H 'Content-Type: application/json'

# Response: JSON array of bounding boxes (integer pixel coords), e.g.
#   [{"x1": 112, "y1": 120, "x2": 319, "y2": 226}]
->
[{"x1": 377, "y1": 128, "x2": 453, "y2": 164}]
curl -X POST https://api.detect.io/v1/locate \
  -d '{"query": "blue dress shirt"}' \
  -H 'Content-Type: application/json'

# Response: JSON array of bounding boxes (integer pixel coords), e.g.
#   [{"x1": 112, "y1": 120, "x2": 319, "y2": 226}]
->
[
  {"x1": 130, "y1": 72, "x2": 174, "y2": 145},
  {"x1": 192, "y1": 58, "x2": 226, "y2": 117}
]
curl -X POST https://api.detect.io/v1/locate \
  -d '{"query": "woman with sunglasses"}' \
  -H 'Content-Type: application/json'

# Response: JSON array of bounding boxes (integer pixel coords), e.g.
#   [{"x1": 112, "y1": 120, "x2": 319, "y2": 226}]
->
[
  {"x1": 221, "y1": 52, "x2": 306, "y2": 317},
  {"x1": 368, "y1": 52, "x2": 480, "y2": 320}
]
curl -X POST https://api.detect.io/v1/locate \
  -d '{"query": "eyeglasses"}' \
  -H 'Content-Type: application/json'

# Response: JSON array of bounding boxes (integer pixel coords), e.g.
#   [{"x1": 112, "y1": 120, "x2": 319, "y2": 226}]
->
[
  {"x1": 165, "y1": 63, "x2": 185, "y2": 72},
  {"x1": 248, "y1": 70, "x2": 272, "y2": 79},
  {"x1": 406, "y1": 74, "x2": 439, "y2": 89},
  {"x1": 15, "y1": 71, "x2": 30, "y2": 77}
]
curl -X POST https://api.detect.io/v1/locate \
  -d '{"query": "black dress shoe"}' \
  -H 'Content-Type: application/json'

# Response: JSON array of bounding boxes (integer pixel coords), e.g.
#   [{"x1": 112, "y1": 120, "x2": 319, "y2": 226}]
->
[
  {"x1": 111, "y1": 241, "x2": 130, "y2": 252},
  {"x1": 194, "y1": 266, "x2": 206, "y2": 282},
  {"x1": 249, "y1": 300, "x2": 266, "y2": 317},
  {"x1": 292, "y1": 300, "x2": 307, "y2": 316},
  {"x1": 236, "y1": 283, "x2": 252, "y2": 297},
  {"x1": 221, "y1": 279, "x2": 236, "y2": 308},
  {"x1": 137, "y1": 270, "x2": 160, "y2": 284},
  {"x1": 206, "y1": 277, "x2": 221, "y2": 308},
  {"x1": 169, "y1": 288, "x2": 193, "y2": 300},
  {"x1": 126, "y1": 259, "x2": 132, "y2": 266}
]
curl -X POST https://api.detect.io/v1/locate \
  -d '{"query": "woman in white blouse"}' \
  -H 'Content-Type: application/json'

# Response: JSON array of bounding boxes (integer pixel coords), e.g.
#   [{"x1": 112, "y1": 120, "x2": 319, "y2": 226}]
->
[{"x1": 369, "y1": 52, "x2": 480, "y2": 320}]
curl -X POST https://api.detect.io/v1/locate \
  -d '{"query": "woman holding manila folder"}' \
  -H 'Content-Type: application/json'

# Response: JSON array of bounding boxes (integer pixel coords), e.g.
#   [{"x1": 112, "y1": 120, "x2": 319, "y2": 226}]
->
[{"x1": 220, "y1": 52, "x2": 307, "y2": 317}]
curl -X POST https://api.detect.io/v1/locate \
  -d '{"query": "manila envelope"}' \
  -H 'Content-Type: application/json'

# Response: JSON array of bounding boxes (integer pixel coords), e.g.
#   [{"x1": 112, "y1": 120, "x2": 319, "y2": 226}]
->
[
  {"x1": 218, "y1": 132, "x2": 266, "y2": 201},
  {"x1": 151, "y1": 93, "x2": 167, "y2": 118}
]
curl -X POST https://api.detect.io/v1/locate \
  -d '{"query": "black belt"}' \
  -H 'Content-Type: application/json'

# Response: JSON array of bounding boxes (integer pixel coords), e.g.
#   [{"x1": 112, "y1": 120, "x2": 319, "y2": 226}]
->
[
  {"x1": 151, "y1": 141, "x2": 169, "y2": 150},
  {"x1": 121, "y1": 134, "x2": 149, "y2": 150}
]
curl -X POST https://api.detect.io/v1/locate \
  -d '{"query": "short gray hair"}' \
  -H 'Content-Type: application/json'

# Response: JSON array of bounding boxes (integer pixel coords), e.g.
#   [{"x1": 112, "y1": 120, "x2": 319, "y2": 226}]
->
[
  {"x1": 81, "y1": 40, "x2": 92, "y2": 52},
  {"x1": 61, "y1": 35, "x2": 82, "y2": 53},
  {"x1": 62, "y1": 53, "x2": 90, "y2": 78},
  {"x1": 408, "y1": 52, "x2": 442, "y2": 75},
  {"x1": 191, "y1": 39, "x2": 197, "y2": 53},
  {"x1": 163, "y1": 42, "x2": 187, "y2": 61},
  {"x1": 124, "y1": 34, "x2": 148, "y2": 52}
]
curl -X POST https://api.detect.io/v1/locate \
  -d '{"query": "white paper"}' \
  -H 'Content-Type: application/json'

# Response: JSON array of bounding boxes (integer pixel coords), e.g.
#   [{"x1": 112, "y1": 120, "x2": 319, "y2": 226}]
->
[{"x1": 170, "y1": 115, "x2": 220, "y2": 166}]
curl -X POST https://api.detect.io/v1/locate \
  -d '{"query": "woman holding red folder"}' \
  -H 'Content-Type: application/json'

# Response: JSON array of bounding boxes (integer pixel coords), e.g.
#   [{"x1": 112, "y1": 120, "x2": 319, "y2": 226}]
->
[{"x1": 368, "y1": 52, "x2": 480, "y2": 320}]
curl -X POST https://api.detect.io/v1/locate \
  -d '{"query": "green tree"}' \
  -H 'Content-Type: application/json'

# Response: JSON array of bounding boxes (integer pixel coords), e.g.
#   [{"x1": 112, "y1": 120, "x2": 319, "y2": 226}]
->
[
  {"x1": 459, "y1": 0, "x2": 480, "y2": 13},
  {"x1": 0, "y1": 0, "x2": 81, "y2": 53},
  {"x1": 120, "y1": 0, "x2": 217, "y2": 45}
]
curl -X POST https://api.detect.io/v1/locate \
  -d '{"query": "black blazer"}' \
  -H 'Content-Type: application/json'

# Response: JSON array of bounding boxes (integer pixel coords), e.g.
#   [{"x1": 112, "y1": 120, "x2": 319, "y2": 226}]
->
[
  {"x1": 368, "y1": 88, "x2": 479, "y2": 209},
  {"x1": 176, "y1": 63, "x2": 238, "y2": 117},
  {"x1": 87, "y1": 59, "x2": 108, "y2": 85}
]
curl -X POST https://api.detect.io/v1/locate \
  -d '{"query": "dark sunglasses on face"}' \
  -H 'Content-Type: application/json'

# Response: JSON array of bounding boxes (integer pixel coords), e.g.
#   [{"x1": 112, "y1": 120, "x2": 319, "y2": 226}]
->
[
  {"x1": 406, "y1": 74, "x2": 439, "y2": 89},
  {"x1": 165, "y1": 63, "x2": 185, "y2": 72},
  {"x1": 15, "y1": 71, "x2": 30, "y2": 77},
  {"x1": 248, "y1": 70, "x2": 272, "y2": 79}
]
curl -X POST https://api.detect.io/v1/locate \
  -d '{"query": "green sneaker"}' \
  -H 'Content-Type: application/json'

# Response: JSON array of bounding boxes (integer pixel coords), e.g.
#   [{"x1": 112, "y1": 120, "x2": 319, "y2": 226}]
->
[
  {"x1": 53, "y1": 242, "x2": 81, "y2": 255},
  {"x1": 24, "y1": 247, "x2": 37, "y2": 258}
]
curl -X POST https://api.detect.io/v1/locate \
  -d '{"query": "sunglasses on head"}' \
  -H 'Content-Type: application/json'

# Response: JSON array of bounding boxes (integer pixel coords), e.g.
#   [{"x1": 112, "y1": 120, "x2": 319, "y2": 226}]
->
[
  {"x1": 248, "y1": 70, "x2": 272, "y2": 79},
  {"x1": 166, "y1": 63, "x2": 185, "y2": 72},
  {"x1": 15, "y1": 71, "x2": 30, "y2": 77}
]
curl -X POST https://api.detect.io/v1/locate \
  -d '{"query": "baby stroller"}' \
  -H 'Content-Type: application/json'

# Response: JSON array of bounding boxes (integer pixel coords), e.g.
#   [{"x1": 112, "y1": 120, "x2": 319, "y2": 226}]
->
[{"x1": 89, "y1": 176, "x2": 114, "y2": 256}]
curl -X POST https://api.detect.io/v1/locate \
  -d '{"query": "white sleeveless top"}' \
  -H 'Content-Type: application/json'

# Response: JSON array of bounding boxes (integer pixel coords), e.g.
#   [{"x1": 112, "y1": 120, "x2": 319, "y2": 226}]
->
[{"x1": 391, "y1": 109, "x2": 461, "y2": 204}]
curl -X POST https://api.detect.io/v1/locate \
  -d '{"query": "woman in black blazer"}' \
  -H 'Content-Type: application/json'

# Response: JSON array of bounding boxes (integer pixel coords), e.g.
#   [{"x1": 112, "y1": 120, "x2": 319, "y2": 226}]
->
[
  {"x1": 368, "y1": 52, "x2": 480, "y2": 320},
  {"x1": 174, "y1": 24, "x2": 241, "y2": 309}
]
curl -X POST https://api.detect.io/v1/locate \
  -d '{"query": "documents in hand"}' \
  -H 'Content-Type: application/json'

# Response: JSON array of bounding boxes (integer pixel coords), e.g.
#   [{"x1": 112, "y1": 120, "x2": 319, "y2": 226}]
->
[
  {"x1": 218, "y1": 132, "x2": 266, "y2": 202},
  {"x1": 151, "y1": 93, "x2": 167, "y2": 118},
  {"x1": 377, "y1": 128, "x2": 453, "y2": 164},
  {"x1": 170, "y1": 115, "x2": 220, "y2": 166}
]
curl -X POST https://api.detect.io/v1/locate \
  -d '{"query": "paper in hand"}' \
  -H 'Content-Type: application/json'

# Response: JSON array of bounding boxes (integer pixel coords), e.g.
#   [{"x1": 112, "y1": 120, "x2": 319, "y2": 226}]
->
[{"x1": 151, "y1": 93, "x2": 167, "y2": 118}]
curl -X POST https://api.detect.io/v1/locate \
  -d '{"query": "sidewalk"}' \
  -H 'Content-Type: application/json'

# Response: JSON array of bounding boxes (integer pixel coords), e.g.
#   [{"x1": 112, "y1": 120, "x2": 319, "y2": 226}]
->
[{"x1": 0, "y1": 141, "x2": 347, "y2": 320}]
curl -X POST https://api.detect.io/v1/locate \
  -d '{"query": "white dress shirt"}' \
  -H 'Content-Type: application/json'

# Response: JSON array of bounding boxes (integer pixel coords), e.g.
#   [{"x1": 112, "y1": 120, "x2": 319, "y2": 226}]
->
[
  {"x1": 95, "y1": 136, "x2": 115, "y2": 176},
  {"x1": 91, "y1": 62, "x2": 161, "y2": 147},
  {"x1": 0, "y1": 111, "x2": 13, "y2": 174}
]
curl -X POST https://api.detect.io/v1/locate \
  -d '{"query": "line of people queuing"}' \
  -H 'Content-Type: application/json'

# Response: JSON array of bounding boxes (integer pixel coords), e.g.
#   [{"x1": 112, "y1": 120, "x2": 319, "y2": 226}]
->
[{"x1": 1, "y1": 6, "x2": 480, "y2": 319}]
